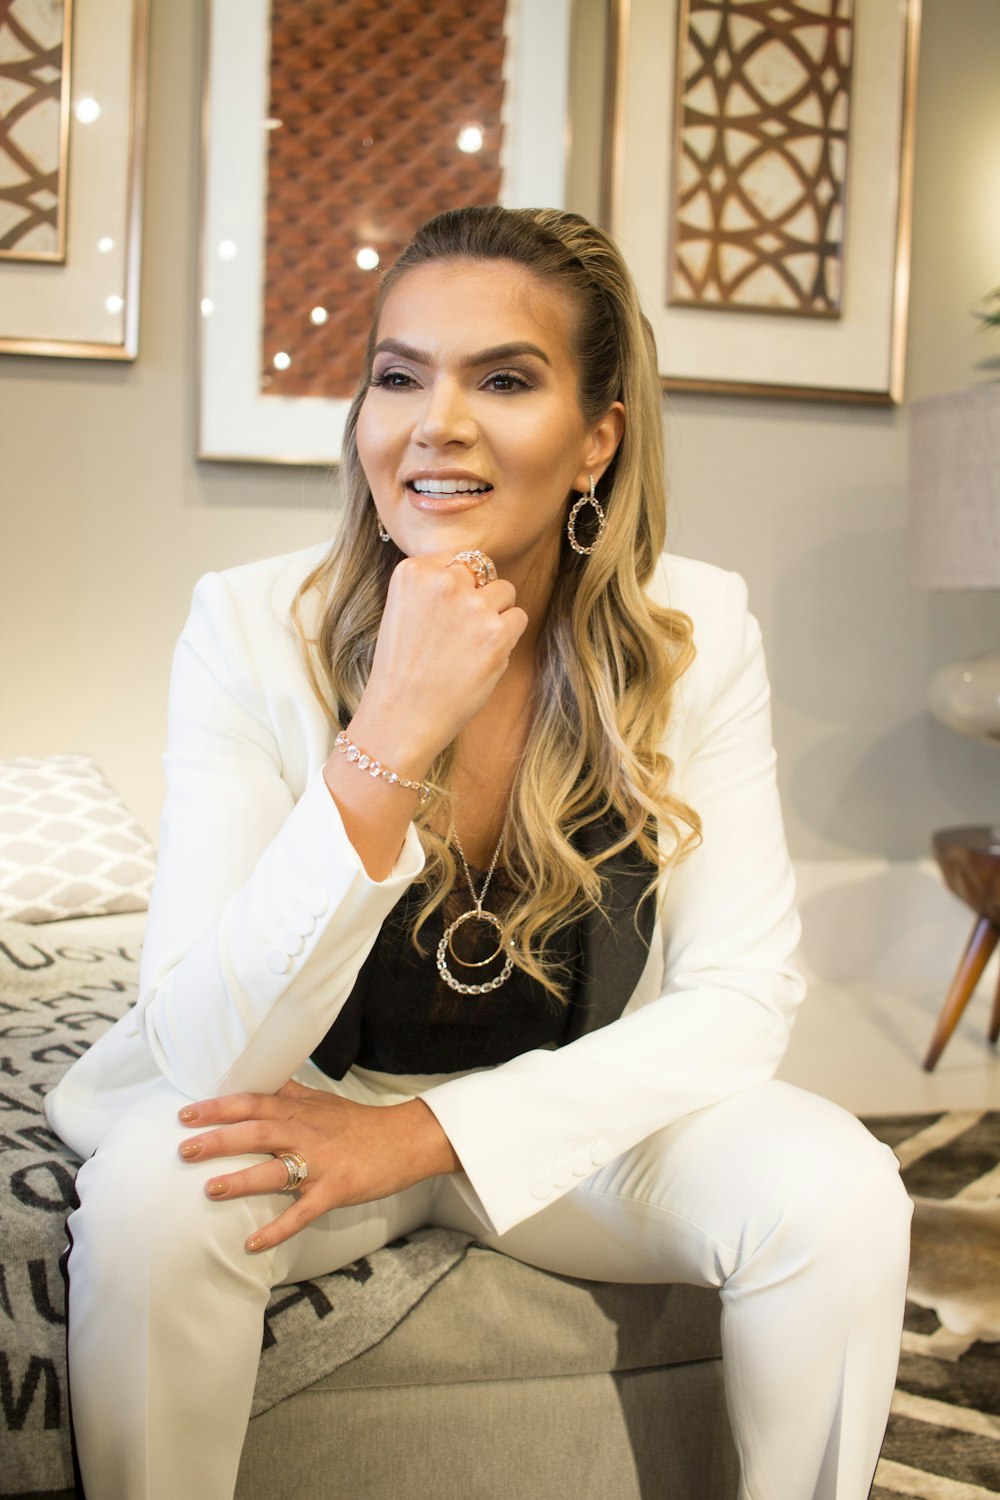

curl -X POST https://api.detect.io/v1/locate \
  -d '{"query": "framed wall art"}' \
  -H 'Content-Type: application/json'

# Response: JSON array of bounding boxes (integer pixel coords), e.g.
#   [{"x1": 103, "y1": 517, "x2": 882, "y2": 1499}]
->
[
  {"x1": 607, "y1": 0, "x2": 920, "y2": 403},
  {"x1": 199, "y1": 0, "x2": 572, "y2": 465},
  {"x1": 0, "y1": 0, "x2": 149, "y2": 360},
  {"x1": 0, "y1": 0, "x2": 74, "y2": 265}
]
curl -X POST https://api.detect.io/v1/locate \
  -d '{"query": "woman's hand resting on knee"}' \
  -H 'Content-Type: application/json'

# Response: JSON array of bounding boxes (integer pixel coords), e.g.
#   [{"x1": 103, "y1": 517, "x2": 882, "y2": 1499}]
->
[{"x1": 176, "y1": 1081, "x2": 461, "y2": 1252}]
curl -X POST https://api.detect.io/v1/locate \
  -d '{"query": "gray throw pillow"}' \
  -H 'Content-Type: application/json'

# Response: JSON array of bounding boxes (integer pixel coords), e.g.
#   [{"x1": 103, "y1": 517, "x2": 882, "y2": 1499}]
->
[{"x1": 0, "y1": 754, "x2": 157, "y2": 923}]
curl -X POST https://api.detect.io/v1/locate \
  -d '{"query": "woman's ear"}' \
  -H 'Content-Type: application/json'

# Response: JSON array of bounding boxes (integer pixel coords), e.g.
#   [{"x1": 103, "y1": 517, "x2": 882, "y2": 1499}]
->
[{"x1": 575, "y1": 402, "x2": 625, "y2": 491}]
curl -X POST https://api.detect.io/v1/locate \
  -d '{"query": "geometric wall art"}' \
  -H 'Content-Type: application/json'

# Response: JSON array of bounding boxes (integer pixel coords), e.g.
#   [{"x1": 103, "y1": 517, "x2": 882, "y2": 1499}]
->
[
  {"x1": 0, "y1": 0, "x2": 74, "y2": 263},
  {"x1": 669, "y1": 0, "x2": 854, "y2": 318},
  {"x1": 609, "y1": 0, "x2": 919, "y2": 403},
  {"x1": 200, "y1": 0, "x2": 572, "y2": 462},
  {"x1": 0, "y1": 0, "x2": 149, "y2": 360},
  {"x1": 261, "y1": 0, "x2": 506, "y2": 401}
]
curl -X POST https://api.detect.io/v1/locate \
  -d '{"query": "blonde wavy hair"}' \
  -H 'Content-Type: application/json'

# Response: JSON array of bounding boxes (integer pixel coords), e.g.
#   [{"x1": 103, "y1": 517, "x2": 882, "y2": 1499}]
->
[{"x1": 292, "y1": 206, "x2": 700, "y2": 1000}]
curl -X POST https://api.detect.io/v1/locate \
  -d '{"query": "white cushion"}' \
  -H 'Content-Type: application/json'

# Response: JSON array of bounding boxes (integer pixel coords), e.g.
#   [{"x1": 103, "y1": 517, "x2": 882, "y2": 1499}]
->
[{"x1": 0, "y1": 754, "x2": 157, "y2": 923}]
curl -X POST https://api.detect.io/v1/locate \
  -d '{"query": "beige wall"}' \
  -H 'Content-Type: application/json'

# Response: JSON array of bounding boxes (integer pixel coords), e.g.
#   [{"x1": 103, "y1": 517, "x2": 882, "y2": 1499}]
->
[{"x1": 2, "y1": 0, "x2": 998, "y2": 857}]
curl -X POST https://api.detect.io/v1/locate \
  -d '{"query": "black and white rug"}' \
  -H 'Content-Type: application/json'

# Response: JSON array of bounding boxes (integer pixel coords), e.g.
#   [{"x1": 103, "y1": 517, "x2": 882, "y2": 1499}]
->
[{"x1": 867, "y1": 1111, "x2": 1000, "y2": 1500}]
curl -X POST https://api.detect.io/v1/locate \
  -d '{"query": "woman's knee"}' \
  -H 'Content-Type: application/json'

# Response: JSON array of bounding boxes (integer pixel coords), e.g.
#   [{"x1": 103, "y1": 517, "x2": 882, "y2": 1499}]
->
[
  {"x1": 650, "y1": 1081, "x2": 912, "y2": 1271},
  {"x1": 69, "y1": 1083, "x2": 265, "y2": 1300},
  {"x1": 734, "y1": 1082, "x2": 913, "y2": 1276},
  {"x1": 812, "y1": 1105, "x2": 912, "y2": 1269}
]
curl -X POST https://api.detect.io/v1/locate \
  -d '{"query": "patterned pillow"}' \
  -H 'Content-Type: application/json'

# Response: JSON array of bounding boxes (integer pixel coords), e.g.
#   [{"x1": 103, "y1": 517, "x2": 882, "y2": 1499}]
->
[{"x1": 0, "y1": 754, "x2": 157, "y2": 923}]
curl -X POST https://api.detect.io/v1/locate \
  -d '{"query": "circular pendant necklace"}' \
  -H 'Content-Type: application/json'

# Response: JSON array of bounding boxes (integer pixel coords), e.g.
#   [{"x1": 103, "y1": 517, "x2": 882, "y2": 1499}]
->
[{"x1": 436, "y1": 818, "x2": 515, "y2": 995}]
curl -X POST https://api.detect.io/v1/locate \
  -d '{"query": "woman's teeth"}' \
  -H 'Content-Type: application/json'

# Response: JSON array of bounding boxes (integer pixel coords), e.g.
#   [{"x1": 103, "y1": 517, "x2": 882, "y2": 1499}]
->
[{"x1": 409, "y1": 479, "x2": 492, "y2": 495}]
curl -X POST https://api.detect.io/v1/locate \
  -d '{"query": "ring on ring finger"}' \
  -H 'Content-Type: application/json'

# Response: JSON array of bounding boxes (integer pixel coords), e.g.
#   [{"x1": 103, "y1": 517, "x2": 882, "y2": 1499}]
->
[
  {"x1": 448, "y1": 549, "x2": 497, "y2": 589},
  {"x1": 275, "y1": 1151, "x2": 309, "y2": 1193}
]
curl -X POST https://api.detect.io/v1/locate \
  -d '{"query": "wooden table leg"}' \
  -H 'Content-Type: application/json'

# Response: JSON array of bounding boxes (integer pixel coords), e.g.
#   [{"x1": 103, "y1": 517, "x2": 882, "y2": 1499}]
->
[
  {"x1": 923, "y1": 915, "x2": 1000, "y2": 1072},
  {"x1": 990, "y1": 966, "x2": 1000, "y2": 1047}
]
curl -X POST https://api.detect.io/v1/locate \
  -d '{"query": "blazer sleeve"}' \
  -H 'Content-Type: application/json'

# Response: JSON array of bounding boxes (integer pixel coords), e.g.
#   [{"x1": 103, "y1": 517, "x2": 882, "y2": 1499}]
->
[
  {"x1": 421, "y1": 568, "x2": 805, "y2": 1237},
  {"x1": 131, "y1": 569, "x2": 425, "y2": 1101}
]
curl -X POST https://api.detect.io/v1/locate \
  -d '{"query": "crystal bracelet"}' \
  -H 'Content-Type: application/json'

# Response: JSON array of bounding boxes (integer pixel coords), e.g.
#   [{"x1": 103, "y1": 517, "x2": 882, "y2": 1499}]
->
[{"x1": 333, "y1": 730, "x2": 431, "y2": 804}]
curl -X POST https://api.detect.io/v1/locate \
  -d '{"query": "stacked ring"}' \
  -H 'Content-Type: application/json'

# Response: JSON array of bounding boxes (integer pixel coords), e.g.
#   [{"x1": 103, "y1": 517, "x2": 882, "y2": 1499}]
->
[
  {"x1": 448, "y1": 549, "x2": 497, "y2": 588},
  {"x1": 276, "y1": 1151, "x2": 309, "y2": 1192}
]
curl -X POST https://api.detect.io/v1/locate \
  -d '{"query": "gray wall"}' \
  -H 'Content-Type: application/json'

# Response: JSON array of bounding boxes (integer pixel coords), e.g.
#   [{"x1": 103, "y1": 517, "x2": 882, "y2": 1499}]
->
[{"x1": 2, "y1": 0, "x2": 998, "y2": 857}]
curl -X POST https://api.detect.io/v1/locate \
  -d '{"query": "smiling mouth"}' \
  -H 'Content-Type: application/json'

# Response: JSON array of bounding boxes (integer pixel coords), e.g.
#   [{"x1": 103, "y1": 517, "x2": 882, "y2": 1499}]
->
[{"x1": 407, "y1": 479, "x2": 493, "y2": 496}]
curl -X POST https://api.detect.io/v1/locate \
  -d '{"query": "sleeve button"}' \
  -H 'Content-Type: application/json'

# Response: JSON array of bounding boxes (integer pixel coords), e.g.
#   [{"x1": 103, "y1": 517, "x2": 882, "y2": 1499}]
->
[
  {"x1": 589, "y1": 1139, "x2": 614, "y2": 1166},
  {"x1": 305, "y1": 889, "x2": 329, "y2": 918},
  {"x1": 529, "y1": 1177, "x2": 554, "y2": 1201},
  {"x1": 290, "y1": 906, "x2": 317, "y2": 937},
  {"x1": 265, "y1": 948, "x2": 291, "y2": 975}
]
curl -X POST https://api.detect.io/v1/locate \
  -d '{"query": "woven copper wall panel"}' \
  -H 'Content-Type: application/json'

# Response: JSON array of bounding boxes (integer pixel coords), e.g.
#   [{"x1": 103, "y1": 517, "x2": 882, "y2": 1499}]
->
[
  {"x1": 669, "y1": 0, "x2": 854, "y2": 318},
  {"x1": 262, "y1": 0, "x2": 507, "y2": 400}
]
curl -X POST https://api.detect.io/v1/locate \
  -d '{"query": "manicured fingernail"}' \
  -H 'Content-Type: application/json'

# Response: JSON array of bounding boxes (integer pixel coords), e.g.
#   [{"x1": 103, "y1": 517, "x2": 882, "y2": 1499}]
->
[
  {"x1": 179, "y1": 1141, "x2": 202, "y2": 1159},
  {"x1": 206, "y1": 1180, "x2": 228, "y2": 1197},
  {"x1": 246, "y1": 1233, "x2": 268, "y2": 1253},
  {"x1": 179, "y1": 1106, "x2": 199, "y2": 1122}
]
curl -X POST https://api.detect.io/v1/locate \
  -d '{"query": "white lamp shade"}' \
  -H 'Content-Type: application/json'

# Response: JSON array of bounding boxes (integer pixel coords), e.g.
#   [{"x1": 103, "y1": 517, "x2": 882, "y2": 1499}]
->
[{"x1": 909, "y1": 385, "x2": 1000, "y2": 588}]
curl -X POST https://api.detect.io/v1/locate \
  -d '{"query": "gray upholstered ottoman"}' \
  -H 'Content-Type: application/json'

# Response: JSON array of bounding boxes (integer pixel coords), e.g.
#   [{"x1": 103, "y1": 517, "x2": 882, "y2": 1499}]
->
[{"x1": 237, "y1": 1246, "x2": 739, "y2": 1500}]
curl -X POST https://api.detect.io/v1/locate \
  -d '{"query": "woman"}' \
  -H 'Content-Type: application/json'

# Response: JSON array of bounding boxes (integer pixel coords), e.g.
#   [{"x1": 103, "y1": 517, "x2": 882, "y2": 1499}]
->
[{"x1": 47, "y1": 205, "x2": 910, "y2": 1499}]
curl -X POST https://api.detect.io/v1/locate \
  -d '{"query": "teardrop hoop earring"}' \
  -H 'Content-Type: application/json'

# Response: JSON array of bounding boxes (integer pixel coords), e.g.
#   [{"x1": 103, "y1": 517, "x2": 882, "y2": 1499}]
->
[
  {"x1": 375, "y1": 512, "x2": 390, "y2": 543},
  {"x1": 566, "y1": 474, "x2": 606, "y2": 556}
]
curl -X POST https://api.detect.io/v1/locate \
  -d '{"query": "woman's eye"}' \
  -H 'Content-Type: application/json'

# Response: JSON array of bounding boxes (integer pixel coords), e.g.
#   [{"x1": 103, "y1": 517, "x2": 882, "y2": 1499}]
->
[
  {"x1": 370, "y1": 369, "x2": 417, "y2": 389},
  {"x1": 483, "y1": 370, "x2": 531, "y2": 393}
]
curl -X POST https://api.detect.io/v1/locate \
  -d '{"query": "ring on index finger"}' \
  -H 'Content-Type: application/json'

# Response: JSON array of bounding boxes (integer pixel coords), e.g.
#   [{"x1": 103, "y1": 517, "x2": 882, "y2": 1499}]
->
[
  {"x1": 448, "y1": 550, "x2": 497, "y2": 589},
  {"x1": 275, "y1": 1151, "x2": 309, "y2": 1193}
]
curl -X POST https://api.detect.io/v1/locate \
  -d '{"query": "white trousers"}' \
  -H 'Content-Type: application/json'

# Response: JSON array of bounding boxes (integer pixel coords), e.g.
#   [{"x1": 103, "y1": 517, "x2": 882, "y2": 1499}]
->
[{"x1": 65, "y1": 1074, "x2": 911, "y2": 1500}]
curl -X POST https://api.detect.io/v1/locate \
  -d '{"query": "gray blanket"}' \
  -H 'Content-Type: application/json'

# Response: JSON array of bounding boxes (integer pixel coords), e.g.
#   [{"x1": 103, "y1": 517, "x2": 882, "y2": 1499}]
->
[{"x1": 0, "y1": 917, "x2": 469, "y2": 1497}]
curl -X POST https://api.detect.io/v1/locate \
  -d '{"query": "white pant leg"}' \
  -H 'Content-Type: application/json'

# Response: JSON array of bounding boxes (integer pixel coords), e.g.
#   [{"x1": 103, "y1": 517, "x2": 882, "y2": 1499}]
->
[
  {"x1": 67, "y1": 1072, "x2": 910, "y2": 1500},
  {"x1": 65, "y1": 1076, "x2": 434, "y2": 1500},
  {"x1": 431, "y1": 1080, "x2": 912, "y2": 1500}
]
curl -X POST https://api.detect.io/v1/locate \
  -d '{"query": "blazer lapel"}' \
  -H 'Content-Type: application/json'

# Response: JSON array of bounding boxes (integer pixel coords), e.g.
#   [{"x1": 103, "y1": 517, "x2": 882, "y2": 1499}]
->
[{"x1": 565, "y1": 812, "x2": 658, "y2": 1043}]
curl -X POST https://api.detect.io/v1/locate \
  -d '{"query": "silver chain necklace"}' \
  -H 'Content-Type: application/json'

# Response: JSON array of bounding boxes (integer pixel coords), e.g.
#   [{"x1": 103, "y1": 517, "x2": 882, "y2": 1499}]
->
[{"x1": 436, "y1": 817, "x2": 515, "y2": 995}]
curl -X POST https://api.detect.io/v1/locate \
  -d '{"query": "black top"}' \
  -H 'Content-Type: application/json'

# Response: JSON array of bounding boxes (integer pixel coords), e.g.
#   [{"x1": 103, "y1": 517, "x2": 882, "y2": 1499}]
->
[{"x1": 311, "y1": 866, "x2": 581, "y2": 1078}]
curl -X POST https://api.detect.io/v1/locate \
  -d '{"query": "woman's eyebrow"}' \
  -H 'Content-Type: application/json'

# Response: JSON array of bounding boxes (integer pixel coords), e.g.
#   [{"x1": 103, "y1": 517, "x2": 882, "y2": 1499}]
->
[{"x1": 373, "y1": 338, "x2": 553, "y2": 368}]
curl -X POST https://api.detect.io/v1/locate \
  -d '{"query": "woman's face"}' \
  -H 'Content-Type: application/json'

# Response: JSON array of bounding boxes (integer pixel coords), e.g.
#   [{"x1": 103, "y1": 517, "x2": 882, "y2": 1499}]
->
[{"x1": 355, "y1": 257, "x2": 622, "y2": 591}]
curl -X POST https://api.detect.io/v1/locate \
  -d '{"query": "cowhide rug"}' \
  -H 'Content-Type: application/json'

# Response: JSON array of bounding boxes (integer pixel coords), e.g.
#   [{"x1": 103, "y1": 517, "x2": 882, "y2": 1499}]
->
[
  {"x1": 909, "y1": 1194, "x2": 1000, "y2": 1345},
  {"x1": 866, "y1": 1110, "x2": 1000, "y2": 1499}
]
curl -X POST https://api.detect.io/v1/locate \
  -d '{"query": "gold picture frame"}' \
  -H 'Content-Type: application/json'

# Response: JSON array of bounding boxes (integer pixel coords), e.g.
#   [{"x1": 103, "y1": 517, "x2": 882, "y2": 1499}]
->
[
  {"x1": 0, "y1": 0, "x2": 149, "y2": 360},
  {"x1": 198, "y1": 0, "x2": 574, "y2": 465},
  {"x1": 607, "y1": 0, "x2": 920, "y2": 404},
  {"x1": 0, "y1": 0, "x2": 75, "y2": 265}
]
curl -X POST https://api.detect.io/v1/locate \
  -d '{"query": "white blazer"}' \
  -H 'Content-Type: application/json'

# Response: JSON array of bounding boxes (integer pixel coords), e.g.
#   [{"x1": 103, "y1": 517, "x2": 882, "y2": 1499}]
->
[{"x1": 45, "y1": 544, "x2": 804, "y2": 1237}]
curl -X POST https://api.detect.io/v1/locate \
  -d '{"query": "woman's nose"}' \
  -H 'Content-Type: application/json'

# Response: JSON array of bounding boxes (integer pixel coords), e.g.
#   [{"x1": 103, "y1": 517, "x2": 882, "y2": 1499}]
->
[{"x1": 413, "y1": 378, "x2": 476, "y2": 448}]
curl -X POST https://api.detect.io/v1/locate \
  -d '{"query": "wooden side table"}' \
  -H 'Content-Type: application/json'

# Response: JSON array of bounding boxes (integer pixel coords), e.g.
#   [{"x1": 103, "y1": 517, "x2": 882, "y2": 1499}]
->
[{"x1": 924, "y1": 826, "x2": 1000, "y2": 1071}]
